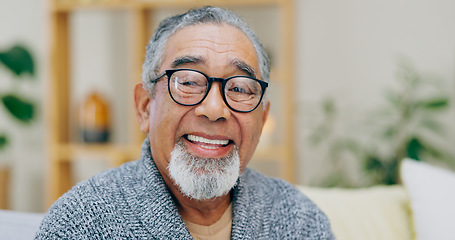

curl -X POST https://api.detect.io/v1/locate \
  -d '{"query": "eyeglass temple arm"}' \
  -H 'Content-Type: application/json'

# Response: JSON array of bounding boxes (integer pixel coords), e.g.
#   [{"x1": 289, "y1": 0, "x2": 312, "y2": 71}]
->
[{"x1": 149, "y1": 71, "x2": 167, "y2": 83}]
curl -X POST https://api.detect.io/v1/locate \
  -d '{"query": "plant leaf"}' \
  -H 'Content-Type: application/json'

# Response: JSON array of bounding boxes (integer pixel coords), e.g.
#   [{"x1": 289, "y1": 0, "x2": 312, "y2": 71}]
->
[
  {"x1": 419, "y1": 118, "x2": 443, "y2": 135},
  {"x1": 406, "y1": 137, "x2": 423, "y2": 161},
  {"x1": 1, "y1": 94, "x2": 35, "y2": 123},
  {"x1": 364, "y1": 155, "x2": 383, "y2": 172},
  {"x1": 418, "y1": 97, "x2": 449, "y2": 110},
  {"x1": 383, "y1": 158, "x2": 399, "y2": 185},
  {"x1": 385, "y1": 89, "x2": 401, "y2": 108},
  {"x1": 419, "y1": 140, "x2": 444, "y2": 160},
  {"x1": 0, "y1": 134, "x2": 8, "y2": 150},
  {"x1": 323, "y1": 98, "x2": 336, "y2": 116},
  {"x1": 0, "y1": 45, "x2": 34, "y2": 77},
  {"x1": 382, "y1": 126, "x2": 397, "y2": 139}
]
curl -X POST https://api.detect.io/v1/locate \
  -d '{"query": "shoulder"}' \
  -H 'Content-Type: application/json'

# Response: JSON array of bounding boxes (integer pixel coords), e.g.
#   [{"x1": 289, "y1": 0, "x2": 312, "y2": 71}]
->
[
  {"x1": 240, "y1": 169, "x2": 335, "y2": 239},
  {"x1": 240, "y1": 168, "x2": 304, "y2": 201},
  {"x1": 64, "y1": 159, "x2": 143, "y2": 202},
  {"x1": 35, "y1": 160, "x2": 143, "y2": 238},
  {"x1": 52, "y1": 159, "x2": 143, "y2": 208}
]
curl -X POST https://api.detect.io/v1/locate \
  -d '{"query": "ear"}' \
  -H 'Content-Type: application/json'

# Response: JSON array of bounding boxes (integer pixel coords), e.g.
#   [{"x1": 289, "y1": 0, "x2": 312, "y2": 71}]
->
[{"x1": 134, "y1": 83, "x2": 151, "y2": 133}]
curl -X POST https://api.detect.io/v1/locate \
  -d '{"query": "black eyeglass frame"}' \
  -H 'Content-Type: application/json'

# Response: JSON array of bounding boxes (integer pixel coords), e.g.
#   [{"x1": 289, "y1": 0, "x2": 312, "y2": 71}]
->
[{"x1": 150, "y1": 68, "x2": 269, "y2": 113}]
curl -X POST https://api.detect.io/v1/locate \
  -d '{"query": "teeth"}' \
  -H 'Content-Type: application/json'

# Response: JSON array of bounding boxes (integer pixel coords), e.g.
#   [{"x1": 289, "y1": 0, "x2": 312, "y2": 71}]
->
[{"x1": 187, "y1": 134, "x2": 229, "y2": 146}]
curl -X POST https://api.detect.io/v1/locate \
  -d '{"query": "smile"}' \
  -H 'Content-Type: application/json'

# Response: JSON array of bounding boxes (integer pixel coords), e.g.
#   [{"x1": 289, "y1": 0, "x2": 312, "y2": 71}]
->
[{"x1": 185, "y1": 134, "x2": 231, "y2": 150}]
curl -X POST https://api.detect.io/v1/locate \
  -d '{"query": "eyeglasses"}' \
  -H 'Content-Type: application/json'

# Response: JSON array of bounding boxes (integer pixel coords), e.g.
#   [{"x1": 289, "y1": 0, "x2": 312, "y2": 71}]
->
[{"x1": 150, "y1": 69, "x2": 268, "y2": 113}]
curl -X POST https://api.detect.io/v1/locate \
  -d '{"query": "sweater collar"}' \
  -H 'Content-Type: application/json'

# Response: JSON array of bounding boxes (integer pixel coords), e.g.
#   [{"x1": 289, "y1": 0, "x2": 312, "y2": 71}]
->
[{"x1": 132, "y1": 138, "x2": 192, "y2": 238}]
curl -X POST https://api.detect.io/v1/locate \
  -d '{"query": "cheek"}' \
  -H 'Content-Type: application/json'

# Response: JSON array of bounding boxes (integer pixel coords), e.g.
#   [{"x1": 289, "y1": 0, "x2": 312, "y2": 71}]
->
[
  {"x1": 238, "y1": 115, "x2": 265, "y2": 166},
  {"x1": 149, "y1": 85, "x2": 175, "y2": 133},
  {"x1": 147, "y1": 95, "x2": 178, "y2": 161},
  {"x1": 147, "y1": 92, "x2": 192, "y2": 161}
]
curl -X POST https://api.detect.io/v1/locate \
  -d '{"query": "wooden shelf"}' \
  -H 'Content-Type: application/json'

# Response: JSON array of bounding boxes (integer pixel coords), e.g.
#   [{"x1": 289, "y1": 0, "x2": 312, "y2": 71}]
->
[
  {"x1": 55, "y1": 143, "x2": 141, "y2": 162},
  {"x1": 46, "y1": 0, "x2": 295, "y2": 208},
  {"x1": 50, "y1": 0, "x2": 280, "y2": 12}
]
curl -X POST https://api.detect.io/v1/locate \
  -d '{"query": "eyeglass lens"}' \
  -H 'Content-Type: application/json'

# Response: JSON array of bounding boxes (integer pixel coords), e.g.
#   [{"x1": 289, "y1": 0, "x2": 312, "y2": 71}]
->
[{"x1": 168, "y1": 69, "x2": 264, "y2": 112}]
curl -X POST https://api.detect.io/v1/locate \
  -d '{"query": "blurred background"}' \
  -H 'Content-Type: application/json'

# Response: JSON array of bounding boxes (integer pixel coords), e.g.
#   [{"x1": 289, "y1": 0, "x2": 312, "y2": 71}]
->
[{"x1": 1, "y1": 0, "x2": 454, "y2": 213}]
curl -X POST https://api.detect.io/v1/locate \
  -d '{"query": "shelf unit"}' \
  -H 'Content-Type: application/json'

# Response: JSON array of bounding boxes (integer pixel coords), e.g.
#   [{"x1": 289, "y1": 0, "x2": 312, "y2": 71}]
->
[{"x1": 46, "y1": 0, "x2": 295, "y2": 208}]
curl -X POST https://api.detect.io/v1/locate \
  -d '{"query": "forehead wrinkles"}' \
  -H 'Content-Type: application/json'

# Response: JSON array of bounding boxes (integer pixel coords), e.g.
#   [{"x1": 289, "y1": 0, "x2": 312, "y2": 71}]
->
[
  {"x1": 179, "y1": 38, "x2": 250, "y2": 56},
  {"x1": 162, "y1": 24, "x2": 258, "y2": 72}
]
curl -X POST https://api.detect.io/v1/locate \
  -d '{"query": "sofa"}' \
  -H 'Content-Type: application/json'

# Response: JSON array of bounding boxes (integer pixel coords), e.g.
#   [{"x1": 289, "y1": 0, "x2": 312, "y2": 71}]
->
[
  {"x1": 1, "y1": 159, "x2": 453, "y2": 240},
  {"x1": 300, "y1": 159, "x2": 455, "y2": 240},
  {"x1": 0, "y1": 209, "x2": 43, "y2": 240},
  {"x1": 0, "y1": 186, "x2": 413, "y2": 240},
  {"x1": 299, "y1": 185, "x2": 413, "y2": 240},
  {"x1": 0, "y1": 186, "x2": 411, "y2": 240}
]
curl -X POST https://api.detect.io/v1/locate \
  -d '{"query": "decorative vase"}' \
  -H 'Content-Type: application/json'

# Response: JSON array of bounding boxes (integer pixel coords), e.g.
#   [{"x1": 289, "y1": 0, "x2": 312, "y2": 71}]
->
[{"x1": 79, "y1": 92, "x2": 111, "y2": 143}]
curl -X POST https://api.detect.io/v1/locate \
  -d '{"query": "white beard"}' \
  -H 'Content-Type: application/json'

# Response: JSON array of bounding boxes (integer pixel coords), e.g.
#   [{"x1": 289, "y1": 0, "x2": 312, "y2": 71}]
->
[{"x1": 168, "y1": 140, "x2": 240, "y2": 200}]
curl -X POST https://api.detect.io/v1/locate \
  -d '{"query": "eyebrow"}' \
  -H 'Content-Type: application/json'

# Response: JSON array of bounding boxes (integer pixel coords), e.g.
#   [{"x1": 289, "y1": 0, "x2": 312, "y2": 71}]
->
[
  {"x1": 171, "y1": 56, "x2": 204, "y2": 68},
  {"x1": 170, "y1": 55, "x2": 257, "y2": 78},
  {"x1": 232, "y1": 59, "x2": 257, "y2": 78}
]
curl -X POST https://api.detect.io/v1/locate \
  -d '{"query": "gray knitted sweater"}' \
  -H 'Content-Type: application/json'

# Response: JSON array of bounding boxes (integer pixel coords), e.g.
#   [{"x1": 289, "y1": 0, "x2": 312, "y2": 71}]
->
[{"x1": 35, "y1": 139, "x2": 335, "y2": 239}]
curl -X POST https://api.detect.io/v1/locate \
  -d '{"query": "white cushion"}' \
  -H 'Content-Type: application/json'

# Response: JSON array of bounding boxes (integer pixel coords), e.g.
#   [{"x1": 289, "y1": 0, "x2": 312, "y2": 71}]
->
[
  {"x1": 298, "y1": 185, "x2": 412, "y2": 240},
  {"x1": 400, "y1": 159, "x2": 455, "y2": 240}
]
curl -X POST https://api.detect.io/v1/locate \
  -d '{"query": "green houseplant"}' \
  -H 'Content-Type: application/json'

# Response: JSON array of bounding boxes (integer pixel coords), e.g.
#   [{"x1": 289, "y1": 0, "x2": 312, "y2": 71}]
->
[
  {"x1": 362, "y1": 61, "x2": 452, "y2": 185},
  {"x1": 309, "y1": 60, "x2": 453, "y2": 187},
  {"x1": 0, "y1": 44, "x2": 37, "y2": 208},
  {"x1": 0, "y1": 44, "x2": 36, "y2": 151}
]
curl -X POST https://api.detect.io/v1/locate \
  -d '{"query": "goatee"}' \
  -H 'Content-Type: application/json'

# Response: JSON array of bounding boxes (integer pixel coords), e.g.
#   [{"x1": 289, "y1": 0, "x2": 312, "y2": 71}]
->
[{"x1": 168, "y1": 140, "x2": 240, "y2": 200}]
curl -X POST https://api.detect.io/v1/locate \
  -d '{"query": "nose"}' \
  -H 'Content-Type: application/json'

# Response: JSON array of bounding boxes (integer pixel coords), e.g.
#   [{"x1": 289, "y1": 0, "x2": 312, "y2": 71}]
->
[{"x1": 194, "y1": 82, "x2": 231, "y2": 121}]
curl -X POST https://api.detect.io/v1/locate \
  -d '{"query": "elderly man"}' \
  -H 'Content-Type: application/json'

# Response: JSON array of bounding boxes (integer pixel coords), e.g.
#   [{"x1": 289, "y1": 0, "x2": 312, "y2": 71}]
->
[{"x1": 36, "y1": 7, "x2": 334, "y2": 239}]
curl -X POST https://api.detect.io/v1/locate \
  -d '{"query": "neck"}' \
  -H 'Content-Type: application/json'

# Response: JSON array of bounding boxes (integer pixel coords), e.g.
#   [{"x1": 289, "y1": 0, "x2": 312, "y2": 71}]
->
[{"x1": 173, "y1": 190, "x2": 231, "y2": 226}]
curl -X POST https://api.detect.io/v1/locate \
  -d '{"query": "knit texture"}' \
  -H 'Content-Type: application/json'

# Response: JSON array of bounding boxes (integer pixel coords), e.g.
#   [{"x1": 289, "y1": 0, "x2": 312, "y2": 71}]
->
[{"x1": 35, "y1": 139, "x2": 335, "y2": 239}]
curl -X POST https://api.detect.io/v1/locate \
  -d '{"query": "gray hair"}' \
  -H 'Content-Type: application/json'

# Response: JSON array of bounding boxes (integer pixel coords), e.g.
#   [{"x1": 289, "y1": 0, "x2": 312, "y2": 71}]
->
[{"x1": 141, "y1": 6, "x2": 270, "y2": 92}]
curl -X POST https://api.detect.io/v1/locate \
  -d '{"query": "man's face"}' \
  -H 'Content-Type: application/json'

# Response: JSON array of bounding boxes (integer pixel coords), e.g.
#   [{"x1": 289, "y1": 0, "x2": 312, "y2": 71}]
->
[{"x1": 135, "y1": 23, "x2": 269, "y2": 197}]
